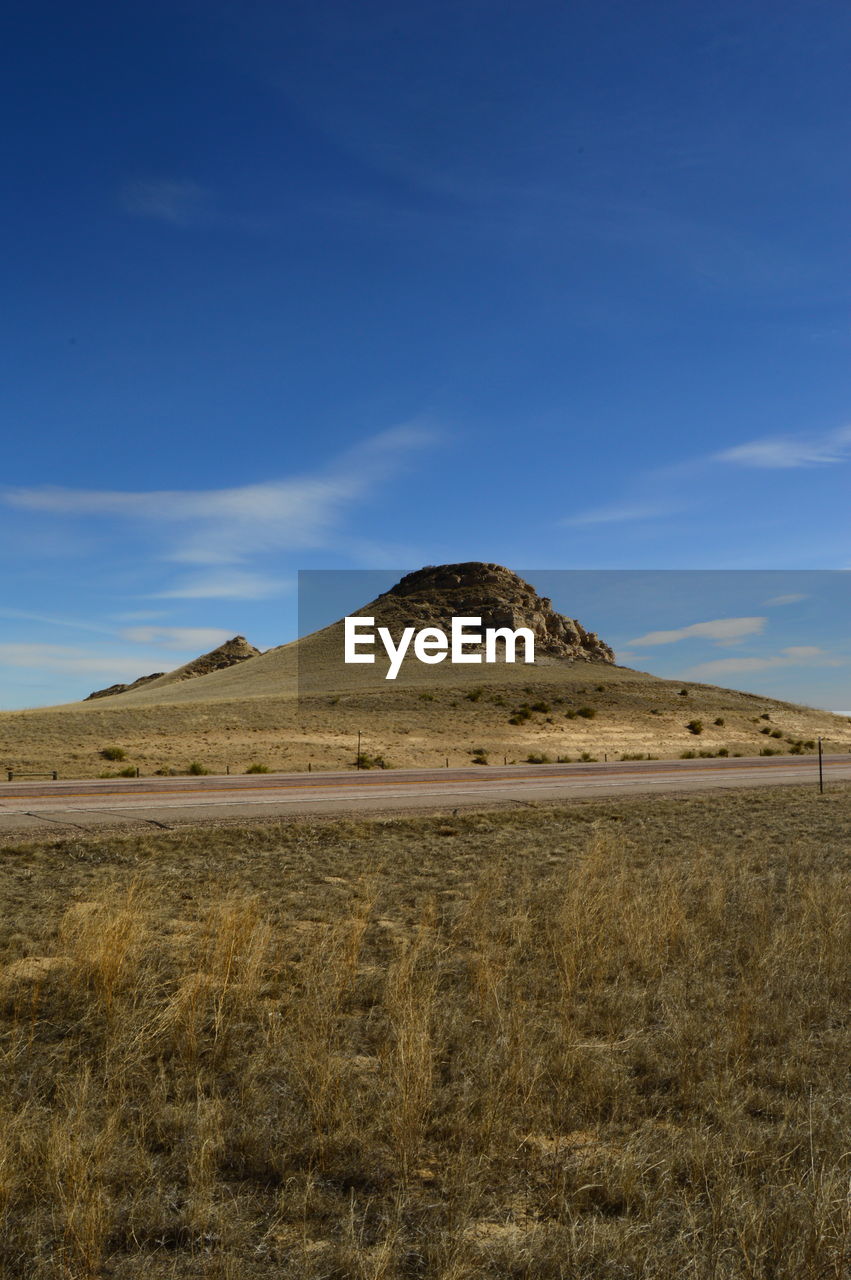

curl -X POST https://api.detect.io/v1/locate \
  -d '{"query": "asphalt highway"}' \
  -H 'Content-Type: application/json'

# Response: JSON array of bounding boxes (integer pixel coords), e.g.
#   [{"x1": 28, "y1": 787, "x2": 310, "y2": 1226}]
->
[{"x1": 0, "y1": 754, "x2": 848, "y2": 835}]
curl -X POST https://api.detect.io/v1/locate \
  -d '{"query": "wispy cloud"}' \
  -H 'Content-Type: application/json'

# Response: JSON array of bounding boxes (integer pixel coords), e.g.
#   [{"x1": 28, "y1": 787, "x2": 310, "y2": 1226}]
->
[
  {"x1": 560, "y1": 499, "x2": 687, "y2": 527},
  {"x1": 683, "y1": 647, "x2": 845, "y2": 680},
  {"x1": 763, "y1": 593, "x2": 809, "y2": 606},
  {"x1": 118, "y1": 627, "x2": 235, "y2": 650},
  {"x1": 0, "y1": 644, "x2": 163, "y2": 678},
  {"x1": 628, "y1": 617, "x2": 766, "y2": 646},
  {"x1": 120, "y1": 179, "x2": 210, "y2": 226},
  {"x1": 0, "y1": 608, "x2": 112, "y2": 635},
  {"x1": 714, "y1": 424, "x2": 851, "y2": 469},
  {"x1": 562, "y1": 422, "x2": 851, "y2": 533},
  {"x1": 154, "y1": 571, "x2": 289, "y2": 600},
  {"x1": 2, "y1": 425, "x2": 436, "y2": 597}
]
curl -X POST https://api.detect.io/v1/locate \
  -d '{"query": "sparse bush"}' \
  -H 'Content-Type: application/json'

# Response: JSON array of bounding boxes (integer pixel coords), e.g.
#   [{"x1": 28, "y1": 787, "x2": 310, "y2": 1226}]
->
[
  {"x1": 99, "y1": 746, "x2": 126, "y2": 761},
  {"x1": 419, "y1": 691, "x2": 434, "y2": 701},
  {"x1": 578, "y1": 751, "x2": 597, "y2": 761},
  {"x1": 716, "y1": 747, "x2": 729, "y2": 757},
  {"x1": 687, "y1": 719, "x2": 704, "y2": 735},
  {"x1": 355, "y1": 752, "x2": 389, "y2": 770},
  {"x1": 770, "y1": 729, "x2": 783, "y2": 739},
  {"x1": 465, "y1": 687, "x2": 484, "y2": 702},
  {"x1": 529, "y1": 699, "x2": 551, "y2": 714},
  {"x1": 679, "y1": 688, "x2": 689, "y2": 696},
  {"x1": 760, "y1": 746, "x2": 780, "y2": 756},
  {"x1": 187, "y1": 760, "x2": 209, "y2": 775},
  {"x1": 245, "y1": 763, "x2": 270, "y2": 774},
  {"x1": 565, "y1": 709, "x2": 577, "y2": 720},
  {"x1": 760, "y1": 726, "x2": 772, "y2": 735},
  {"x1": 761, "y1": 712, "x2": 771, "y2": 720},
  {"x1": 470, "y1": 747, "x2": 489, "y2": 765},
  {"x1": 576, "y1": 706, "x2": 596, "y2": 719},
  {"x1": 714, "y1": 717, "x2": 725, "y2": 726},
  {"x1": 681, "y1": 749, "x2": 697, "y2": 759},
  {"x1": 508, "y1": 705, "x2": 532, "y2": 725},
  {"x1": 525, "y1": 752, "x2": 551, "y2": 764}
]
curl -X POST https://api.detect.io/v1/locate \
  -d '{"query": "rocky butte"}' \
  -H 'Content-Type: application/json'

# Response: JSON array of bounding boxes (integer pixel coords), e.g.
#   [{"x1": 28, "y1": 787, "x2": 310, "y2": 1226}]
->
[
  {"x1": 85, "y1": 635, "x2": 262, "y2": 700},
  {"x1": 353, "y1": 562, "x2": 615, "y2": 664}
]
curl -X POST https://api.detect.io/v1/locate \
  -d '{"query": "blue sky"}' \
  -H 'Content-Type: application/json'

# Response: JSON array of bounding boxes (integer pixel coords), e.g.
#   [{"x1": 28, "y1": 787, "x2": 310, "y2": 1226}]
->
[{"x1": 2, "y1": 0, "x2": 850, "y2": 709}]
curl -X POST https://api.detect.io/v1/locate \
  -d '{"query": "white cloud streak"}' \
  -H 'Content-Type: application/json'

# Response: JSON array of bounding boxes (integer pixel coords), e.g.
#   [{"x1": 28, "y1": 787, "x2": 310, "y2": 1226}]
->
[
  {"x1": 560, "y1": 500, "x2": 687, "y2": 527},
  {"x1": 118, "y1": 627, "x2": 235, "y2": 650},
  {"x1": 763, "y1": 593, "x2": 809, "y2": 606},
  {"x1": 682, "y1": 647, "x2": 845, "y2": 680},
  {"x1": 154, "y1": 571, "x2": 291, "y2": 600},
  {"x1": 714, "y1": 424, "x2": 851, "y2": 470},
  {"x1": 628, "y1": 617, "x2": 766, "y2": 646},
  {"x1": 0, "y1": 645, "x2": 166, "y2": 678},
  {"x1": 2, "y1": 425, "x2": 435, "y2": 595},
  {"x1": 120, "y1": 180, "x2": 209, "y2": 225}
]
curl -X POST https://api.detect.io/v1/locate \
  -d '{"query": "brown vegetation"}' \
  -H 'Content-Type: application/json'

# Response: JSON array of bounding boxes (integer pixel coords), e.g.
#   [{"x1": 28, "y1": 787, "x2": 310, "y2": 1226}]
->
[{"x1": 0, "y1": 787, "x2": 848, "y2": 1276}]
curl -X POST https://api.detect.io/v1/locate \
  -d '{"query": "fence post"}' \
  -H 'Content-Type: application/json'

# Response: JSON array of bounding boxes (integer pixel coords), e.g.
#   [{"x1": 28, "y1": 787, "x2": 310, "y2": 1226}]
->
[{"x1": 7, "y1": 771, "x2": 12, "y2": 782}]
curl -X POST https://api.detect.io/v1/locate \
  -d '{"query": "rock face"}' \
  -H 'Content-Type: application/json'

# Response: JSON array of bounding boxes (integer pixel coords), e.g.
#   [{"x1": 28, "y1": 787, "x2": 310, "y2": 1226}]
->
[
  {"x1": 360, "y1": 563, "x2": 615, "y2": 663},
  {"x1": 85, "y1": 635, "x2": 262, "y2": 700},
  {"x1": 85, "y1": 672, "x2": 165, "y2": 701}
]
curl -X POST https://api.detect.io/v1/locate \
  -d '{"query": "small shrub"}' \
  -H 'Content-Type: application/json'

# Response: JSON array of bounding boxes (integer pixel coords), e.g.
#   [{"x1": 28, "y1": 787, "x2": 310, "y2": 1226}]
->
[
  {"x1": 529, "y1": 700, "x2": 551, "y2": 714},
  {"x1": 714, "y1": 717, "x2": 725, "y2": 726},
  {"x1": 470, "y1": 747, "x2": 489, "y2": 765},
  {"x1": 579, "y1": 751, "x2": 597, "y2": 762},
  {"x1": 245, "y1": 763, "x2": 270, "y2": 774},
  {"x1": 419, "y1": 691, "x2": 434, "y2": 701},
  {"x1": 565, "y1": 710, "x2": 577, "y2": 720},
  {"x1": 595, "y1": 684, "x2": 605, "y2": 692},
  {"x1": 681, "y1": 750, "x2": 697, "y2": 759},
  {"x1": 99, "y1": 746, "x2": 126, "y2": 762},
  {"x1": 760, "y1": 747, "x2": 780, "y2": 756},
  {"x1": 760, "y1": 727, "x2": 772, "y2": 735},
  {"x1": 716, "y1": 747, "x2": 729, "y2": 757},
  {"x1": 679, "y1": 689, "x2": 689, "y2": 697},
  {"x1": 687, "y1": 719, "x2": 703, "y2": 735},
  {"x1": 187, "y1": 761, "x2": 209, "y2": 775},
  {"x1": 355, "y1": 752, "x2": 389, "y2": 770},
  {"x1": 525, "y1": 752, "x2": 551, "y2": 764},
  {"x1": 770, "y1": 729, "x2": 783, "y2": 739},
  {"x1": 118, "y1": 765, "x2": 137, "y2": 777},
  {"x1": 760, "y1": 713, "x2": 771, "y2": 721},
  {"x1": 509, "y1": 705, "x2": 532, "y2": 725},
  {"x1": 465, "y1": 688, "x2": 484, "y2": 702},
  {"x1": 576, "y1": 706, "x2": 596, "y2": 719}
]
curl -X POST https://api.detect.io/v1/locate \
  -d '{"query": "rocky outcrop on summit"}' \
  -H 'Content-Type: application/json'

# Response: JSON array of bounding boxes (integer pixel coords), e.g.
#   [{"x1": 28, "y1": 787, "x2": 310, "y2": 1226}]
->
[
  {"x1": 85, "y1": 671, "x2": 166, "y2": 701},
  {"x1": 361, "y1": 562, "x2": 615, "y2": 663},
  {"x1": 85, "y1": 636, "x2": 262, "y2": 700},
  {"x1": 166, "y1": 635, "x2": 262, "y2": 681}
]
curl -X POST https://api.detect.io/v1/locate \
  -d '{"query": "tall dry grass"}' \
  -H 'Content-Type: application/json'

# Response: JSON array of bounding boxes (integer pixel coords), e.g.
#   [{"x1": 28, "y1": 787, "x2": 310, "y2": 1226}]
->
[{"x1": 0, "y1": 793, "x2": 848, "y2": 1276}]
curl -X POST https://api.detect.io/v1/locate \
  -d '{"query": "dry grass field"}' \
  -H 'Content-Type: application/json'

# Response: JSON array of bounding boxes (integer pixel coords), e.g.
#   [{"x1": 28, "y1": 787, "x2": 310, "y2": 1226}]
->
[
  {"x1": 0, "y1": 786, "x2": 848, "y2": 1277},
  {"x1": 2, "y1": 659, "x2": 849, "y2": 780}
]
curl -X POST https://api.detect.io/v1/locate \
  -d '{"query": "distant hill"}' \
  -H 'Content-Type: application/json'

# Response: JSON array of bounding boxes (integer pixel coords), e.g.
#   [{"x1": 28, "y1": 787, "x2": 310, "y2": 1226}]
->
[
  {"x1": 85, "y1": 635, "x2": 262, "y2": 700},
  {"x1": 2, "y1": 563, "x2": 848, "y2": 778}
]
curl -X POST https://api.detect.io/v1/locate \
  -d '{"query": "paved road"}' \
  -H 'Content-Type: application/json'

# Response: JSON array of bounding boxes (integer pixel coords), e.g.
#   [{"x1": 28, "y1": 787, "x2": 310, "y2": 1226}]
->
[{"x1": 0, "y1": 754, "x2": 848, "y2": 835}]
